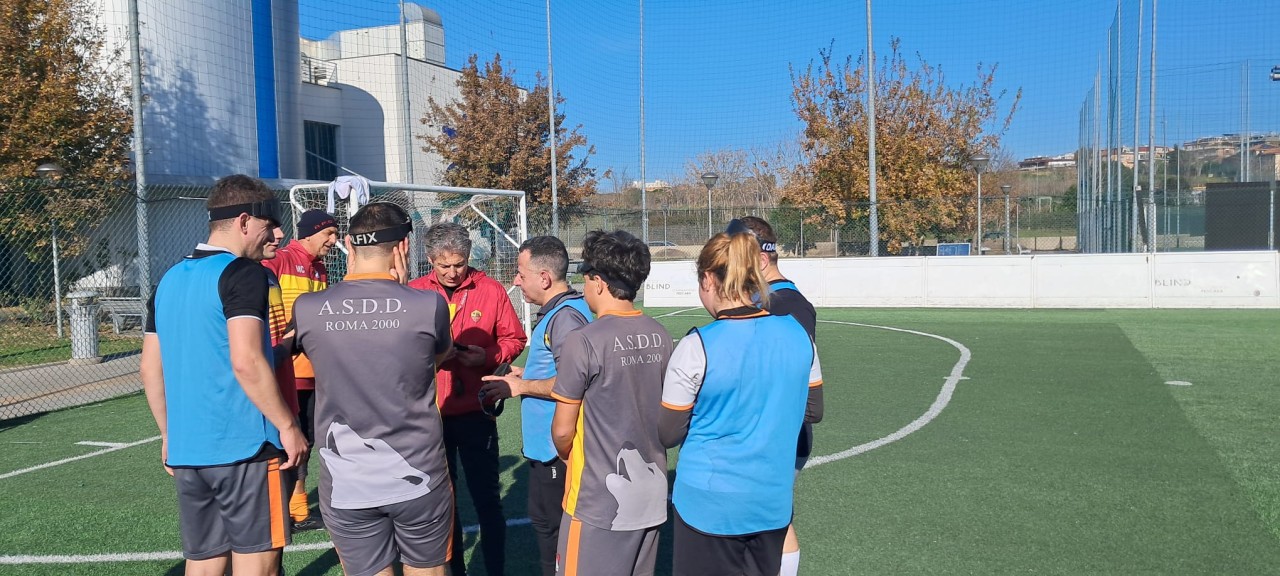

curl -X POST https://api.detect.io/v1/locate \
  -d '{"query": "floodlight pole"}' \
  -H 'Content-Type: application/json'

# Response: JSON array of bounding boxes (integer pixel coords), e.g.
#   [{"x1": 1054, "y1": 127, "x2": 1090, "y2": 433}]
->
[
  {"x1": 703, "y1": 172, "x2": 719, "y2": 239},
  {"x1": 1001, "y1": 184, "x2": 1012, "y2": 254},
  {"x1": 971, "y1": 155, "x2": 990, "y2": 253},
  {"x1": 37, "y1": 163, "x2": 66, "y2": 338}
]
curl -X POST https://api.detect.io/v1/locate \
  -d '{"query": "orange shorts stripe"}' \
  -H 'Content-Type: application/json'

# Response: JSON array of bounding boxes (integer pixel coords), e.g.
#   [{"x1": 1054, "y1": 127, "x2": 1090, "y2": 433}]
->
[
  {"x1": 445, "y1": 481, "x2": 456, "y2": 562},
  {"x1": 563, "y1": 517, "x2": 583, "y2": 576},
  {"x1": 266, "y1": 458, "x2": 287, "y2": 549}
]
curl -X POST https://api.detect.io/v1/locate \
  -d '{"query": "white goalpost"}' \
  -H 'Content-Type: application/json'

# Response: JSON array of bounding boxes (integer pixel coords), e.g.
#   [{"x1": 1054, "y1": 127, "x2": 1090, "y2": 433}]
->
[{"x1": 288, "y1": 181, "x2": 531, "y2": 332}]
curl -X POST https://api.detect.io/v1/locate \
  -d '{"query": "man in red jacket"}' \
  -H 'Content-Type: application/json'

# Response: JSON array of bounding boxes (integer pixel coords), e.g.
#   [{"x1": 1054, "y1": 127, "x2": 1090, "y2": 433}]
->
[{"x1": 408, "y1": 221, "x2": 527, "y2": 576}]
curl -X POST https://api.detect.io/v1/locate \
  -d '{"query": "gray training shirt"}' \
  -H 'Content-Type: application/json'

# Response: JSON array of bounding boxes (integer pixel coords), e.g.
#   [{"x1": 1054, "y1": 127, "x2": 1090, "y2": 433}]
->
[
  {"x1": 551, "y1": 310, "x2": 673, "y2": 531},
  {"x1": 294, "y1": 274, "x2": 453, "y2": 510}
]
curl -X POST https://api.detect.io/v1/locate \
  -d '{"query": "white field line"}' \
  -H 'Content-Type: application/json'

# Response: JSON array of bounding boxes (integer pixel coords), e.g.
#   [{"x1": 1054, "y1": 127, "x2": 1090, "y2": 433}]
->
[
  {"x1": 0, "y1": 436, "x2": 160, "y2": 481},
  {"x1": 654, "y1": 307, "x2": 703, "y2": 318},
  {"x1": 805, "y1": 320, "x2": 971, "y2": 468},
  {"x1": 0, "y1": 518, "x2": 533, "y2": 564},
  {"x1": 75, "y1": 441, "x2": 128, "y2": 448}
]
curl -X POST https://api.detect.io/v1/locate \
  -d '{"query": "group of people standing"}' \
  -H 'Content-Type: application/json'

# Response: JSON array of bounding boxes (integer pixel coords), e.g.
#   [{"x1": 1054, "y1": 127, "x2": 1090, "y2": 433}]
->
[{"x1": 142, "y1": 174, "x2": 823, "y2": 576}]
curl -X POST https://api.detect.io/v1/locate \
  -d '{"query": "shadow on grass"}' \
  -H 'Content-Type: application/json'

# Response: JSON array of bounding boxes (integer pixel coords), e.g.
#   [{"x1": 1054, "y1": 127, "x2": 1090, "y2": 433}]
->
[
  {"x1": 296, "y1": 548, "x2": 341, "y2": 576},
  {"x1": 0, "y1": 411, "x2": 45, "y2": 432}
]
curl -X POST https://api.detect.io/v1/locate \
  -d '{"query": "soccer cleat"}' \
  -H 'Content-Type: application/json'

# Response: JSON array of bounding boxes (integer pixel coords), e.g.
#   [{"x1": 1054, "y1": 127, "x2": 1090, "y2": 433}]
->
[{"x1": 291, "y1": 515, "x2": 326, "y2": 533}]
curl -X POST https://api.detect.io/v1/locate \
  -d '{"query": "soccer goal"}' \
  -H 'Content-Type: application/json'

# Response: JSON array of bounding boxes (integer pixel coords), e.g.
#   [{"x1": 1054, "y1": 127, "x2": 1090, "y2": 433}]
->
[{"x1": 288, "y1": 181, "x2": 530, "y2": 331}]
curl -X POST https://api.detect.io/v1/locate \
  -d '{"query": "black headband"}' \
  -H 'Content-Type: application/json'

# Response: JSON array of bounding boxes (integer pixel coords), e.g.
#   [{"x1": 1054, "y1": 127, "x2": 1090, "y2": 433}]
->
[
  {"x1": 349, "y1": 221, "x2": 413, "y2": 246},
  {"x1": 208, "y1": 199, "x2": 282, "y2": 227},
  {"x1": 577, "y1": 260, "x2": 638, "y2": 294},
  {"x1": 725, "y1": 218, "x2": 777, "y2": 253}
]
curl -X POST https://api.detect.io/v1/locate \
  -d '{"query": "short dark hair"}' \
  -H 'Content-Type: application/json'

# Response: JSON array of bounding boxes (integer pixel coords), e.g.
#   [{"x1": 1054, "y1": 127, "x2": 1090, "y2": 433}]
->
[
  {"x1": 581, "y1": 230, "x2": 649, "y2": 301},
  {"x1": 520, "y1": 236, "x2": 569, "y2": 282},
  {"x1": 349, "y1": 202, "x2": 411, "y2": 256},
  {"x1": 739, "y1": 215, "x2": 779, "y2": 263},
  {"x1": 207, "y1": 174, "x2": 274, "y2": 231}
]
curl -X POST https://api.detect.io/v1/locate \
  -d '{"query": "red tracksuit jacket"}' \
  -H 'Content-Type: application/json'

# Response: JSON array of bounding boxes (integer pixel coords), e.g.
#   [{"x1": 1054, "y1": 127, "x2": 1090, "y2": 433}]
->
[{"x1": 408, "y1": 268, "x2": 527, "y2": 416}]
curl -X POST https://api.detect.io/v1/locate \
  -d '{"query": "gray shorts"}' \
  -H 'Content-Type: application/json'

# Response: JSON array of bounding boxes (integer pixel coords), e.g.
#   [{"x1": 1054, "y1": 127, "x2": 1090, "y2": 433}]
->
[
  {"x1": 556, "y1": 513, "x2": 659, "y2": 576},
  {"x1": 174, "y1": 456, "x2": 292, "y2": 560},
  {"x1": 322, "y1": 487, "x2": 454, "y2": 576}
]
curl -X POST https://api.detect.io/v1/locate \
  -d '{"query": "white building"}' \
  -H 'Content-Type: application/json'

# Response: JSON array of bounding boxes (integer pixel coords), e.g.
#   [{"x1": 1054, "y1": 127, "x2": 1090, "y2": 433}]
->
[
  {"x1": 84, "y1": 1, "x2": 468, "y2": 290},
  {"x1": 95, "y1": 0, "x2": 461, "y2": 184}
]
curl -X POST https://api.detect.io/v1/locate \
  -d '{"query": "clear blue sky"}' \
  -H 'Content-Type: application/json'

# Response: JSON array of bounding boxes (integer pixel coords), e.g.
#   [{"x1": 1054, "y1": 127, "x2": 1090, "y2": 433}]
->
[{"x1": 301, "y1": 0, "x2": 1280, "y2": 185}]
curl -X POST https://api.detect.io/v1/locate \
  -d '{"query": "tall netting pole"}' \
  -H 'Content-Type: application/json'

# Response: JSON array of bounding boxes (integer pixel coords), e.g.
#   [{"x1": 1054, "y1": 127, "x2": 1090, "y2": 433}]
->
[
  {"x1": 546, "y1": 0, "x2": 559, "y2": 237},
  {"x1": 129, "y1": 0, "x2": 150, "y2": 310},
  {"x1": 866, "y1": 0, "x2": 879, "y2": 257},
  {"x1": 1147, "y1": 0, "x2": 1158, "y2": 252}
]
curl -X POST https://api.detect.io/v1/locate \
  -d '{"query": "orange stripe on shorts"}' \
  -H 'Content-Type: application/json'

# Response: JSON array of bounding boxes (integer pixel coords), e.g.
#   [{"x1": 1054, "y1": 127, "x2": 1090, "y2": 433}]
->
[
  {"x1": 563, "y1": 517, "x2": 583, "y2": 576},
  {"x1": 267, "y1": 458, "x2": 286, "y2": 549}
]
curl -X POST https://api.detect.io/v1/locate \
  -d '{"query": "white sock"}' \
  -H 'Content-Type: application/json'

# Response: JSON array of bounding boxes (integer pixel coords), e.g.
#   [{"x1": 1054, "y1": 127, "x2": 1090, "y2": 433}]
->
[{"x1": 779, "y1": 550, "x2": 800, "y2": 576}]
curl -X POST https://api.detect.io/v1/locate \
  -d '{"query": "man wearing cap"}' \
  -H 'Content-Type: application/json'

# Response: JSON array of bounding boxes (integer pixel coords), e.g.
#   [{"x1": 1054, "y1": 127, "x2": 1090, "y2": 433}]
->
[
  {"x1": 261, "y1": 208, "x2": 338, "y2": 532},
  {"x1": 728, "y1": 216, "x2": 822, "y2": 576},
  {"x1": 408, "y1": 222, "x2": 526, "y2": 576},
  {"x1": 141, "y1": 174, "x2": 307, "y2": 576},
  {"x1": 480, "y1": 235, "x2": 593, "y2": 576},
  {"x1": 294, "y1": 202, "x2": 455, "y2": 576}
]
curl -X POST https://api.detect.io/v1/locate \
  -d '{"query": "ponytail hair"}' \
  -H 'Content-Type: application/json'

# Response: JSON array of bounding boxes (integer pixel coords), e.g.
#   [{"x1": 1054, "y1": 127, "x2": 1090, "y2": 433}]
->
[{"x1": 696, "y1": 232, "x2": 770, "y2": 308}]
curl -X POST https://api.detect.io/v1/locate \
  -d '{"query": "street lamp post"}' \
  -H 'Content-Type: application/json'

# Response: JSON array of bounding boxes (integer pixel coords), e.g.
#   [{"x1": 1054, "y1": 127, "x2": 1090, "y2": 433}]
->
[
  {"x1": 1001, "y1": 184, "x2": 1012, "y2": 254},
  {"x1": 971, "y1": 155, "x2": 990, "y2": 253},
  {"x1": 36, "y1": 163, "x2": 66, "y2": 338},
  {"x1": 702, "y1": 172, "x2": 719, "y2": 239}
]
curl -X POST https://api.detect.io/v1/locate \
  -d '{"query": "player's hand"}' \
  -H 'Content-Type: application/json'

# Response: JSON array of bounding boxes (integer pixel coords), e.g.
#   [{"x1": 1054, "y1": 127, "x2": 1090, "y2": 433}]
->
[
  {"x1": 278, "y1": 423, "x2": 309, "y2": 470},
  {"x1": 389, "y1": 244, "x2": 409, "y2": 284},
  {"x1": 455, "y1": 344, "x2": 486, "y2": 368},
  {"x1": 480, "y1": 366, "x2": 524, "y2": 400},
  {"x1": 161, "y1": 435, "x2": 174, "y2": 477}
]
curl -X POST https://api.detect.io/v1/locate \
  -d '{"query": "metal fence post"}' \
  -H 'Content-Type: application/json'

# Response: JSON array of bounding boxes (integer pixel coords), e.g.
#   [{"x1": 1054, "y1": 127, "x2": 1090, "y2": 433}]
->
[{"x1": 52, "y1": 220, "x2": 63, "y2": 338}]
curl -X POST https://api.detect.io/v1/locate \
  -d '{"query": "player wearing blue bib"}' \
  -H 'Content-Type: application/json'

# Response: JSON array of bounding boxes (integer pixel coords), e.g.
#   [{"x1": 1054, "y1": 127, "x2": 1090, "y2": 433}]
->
[
  {"x1": 729, "y1": 216, "x2": 822, "y2": 576},
  {"x1": 660, "y1": 232, "x2": 823, "y2": 576},
  {"x1": 141, "y1": 175, "x2": 307, "y2": 576}
]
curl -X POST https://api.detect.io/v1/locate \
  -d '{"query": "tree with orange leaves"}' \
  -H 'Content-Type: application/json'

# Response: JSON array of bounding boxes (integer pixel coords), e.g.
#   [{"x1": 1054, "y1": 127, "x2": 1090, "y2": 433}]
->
[
  {"x1": 420, "y1": 53, "x2": 597, "y2": 228},
  {"x1": 788, "y1": 39, "x2": 1019, "y2": 253}
]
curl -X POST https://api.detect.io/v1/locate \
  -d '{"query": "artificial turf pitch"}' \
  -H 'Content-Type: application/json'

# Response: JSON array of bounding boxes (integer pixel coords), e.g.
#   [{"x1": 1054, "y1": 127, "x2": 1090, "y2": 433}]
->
[{"x1": 1, "y1": 308, "x2": 1278, "y2": 575}]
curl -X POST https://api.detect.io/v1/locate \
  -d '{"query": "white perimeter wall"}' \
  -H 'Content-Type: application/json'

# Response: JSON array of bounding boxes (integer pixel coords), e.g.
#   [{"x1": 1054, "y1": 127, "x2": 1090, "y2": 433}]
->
[{"x1": 643, "y1": 251, "x2": 1280, "y2": 309}]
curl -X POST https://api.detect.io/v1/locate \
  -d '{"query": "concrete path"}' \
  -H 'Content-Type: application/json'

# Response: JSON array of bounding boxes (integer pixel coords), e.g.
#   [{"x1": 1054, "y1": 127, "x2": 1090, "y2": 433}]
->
[{"x1": 0, "y1": 353, "x2": 141, "y2": 421}]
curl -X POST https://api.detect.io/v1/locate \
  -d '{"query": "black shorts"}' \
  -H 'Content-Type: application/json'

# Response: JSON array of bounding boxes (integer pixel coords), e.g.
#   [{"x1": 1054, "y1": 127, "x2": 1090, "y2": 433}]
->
[
  {"x1": 671, "y1": 508, "x2": 787, "y2": 576},
  {"x1": 297, "y1": 388, "x2": 316, "y2": 443},
  {"x1": 174, "y1": 456, "x2": 292, "y2": 560}
]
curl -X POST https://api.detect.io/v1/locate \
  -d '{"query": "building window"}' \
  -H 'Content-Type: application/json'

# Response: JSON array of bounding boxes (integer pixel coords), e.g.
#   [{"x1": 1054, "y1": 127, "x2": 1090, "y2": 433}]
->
[{"x1": 305, "y1": 121, "x2": 339, "y2": 181}]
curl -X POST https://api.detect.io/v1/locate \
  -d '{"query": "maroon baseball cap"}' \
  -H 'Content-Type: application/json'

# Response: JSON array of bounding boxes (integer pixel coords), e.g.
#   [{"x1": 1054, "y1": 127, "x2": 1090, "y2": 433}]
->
[{"x1": 296, "y1": 210, "x2": 337, "y2": 239}]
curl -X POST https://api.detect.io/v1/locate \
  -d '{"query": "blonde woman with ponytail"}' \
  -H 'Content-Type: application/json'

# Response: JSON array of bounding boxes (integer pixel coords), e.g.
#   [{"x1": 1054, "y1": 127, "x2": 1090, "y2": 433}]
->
[{"x1": 659, "y1": 232, "x2": 824, "y2": 576}]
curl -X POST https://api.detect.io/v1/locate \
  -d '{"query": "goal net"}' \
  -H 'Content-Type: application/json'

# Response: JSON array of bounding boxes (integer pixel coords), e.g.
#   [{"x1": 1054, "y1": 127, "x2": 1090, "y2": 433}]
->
[{"x1": 288, "y1": 181, "x2": 530, "y2": 331}]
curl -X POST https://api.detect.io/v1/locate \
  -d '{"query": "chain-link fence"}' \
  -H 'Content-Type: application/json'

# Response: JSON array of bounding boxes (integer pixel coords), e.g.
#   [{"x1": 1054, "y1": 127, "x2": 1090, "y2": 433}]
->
[
  {"x1": 0, "y1": 179, "x2": 528, "y2": 422},
  {"x1": 534, "y1": 195, "x2": 1080, "y2": 258}
]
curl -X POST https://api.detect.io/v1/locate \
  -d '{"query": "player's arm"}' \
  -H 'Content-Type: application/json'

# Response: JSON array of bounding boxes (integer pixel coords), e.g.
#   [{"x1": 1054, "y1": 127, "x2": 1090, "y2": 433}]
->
[
  {"x1": 222, "y1": 260, "x2": 307, "y2": 470},
  {"x1": 549, "y1": 332, "x2": 592, "y2": 460},
  {"x1": 140, "y1": 297, "x2": 172, "y2": 475},
  {"x1": 805, "y1": 340, "x2": 824, "y2": 424},
  {"x1": 487, "y1": 287, "x2": 528, "y2": 368},
  {"x1": 432, "y1": 292, "x2": 453, "y2": 367},
  {"x1": 660, "y1": 332, "x2": 706, "y2": 448},
  {"x1": 551, "y1": 402, "x2": 579, "y2": 461},
  {"x1": 482, "y1": 306, "x2": 588, "y2": 400}
]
